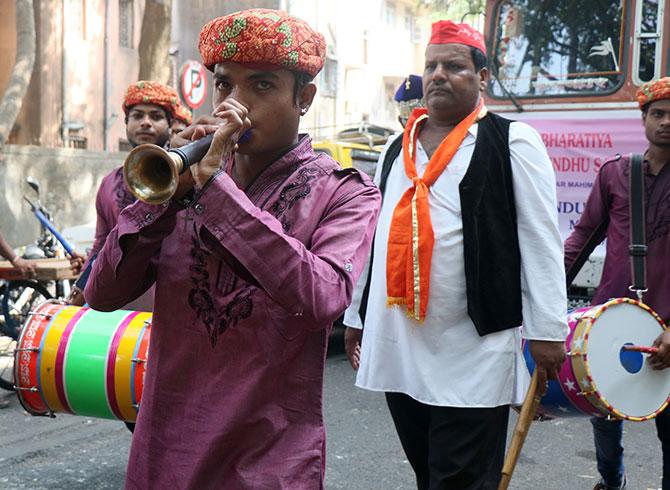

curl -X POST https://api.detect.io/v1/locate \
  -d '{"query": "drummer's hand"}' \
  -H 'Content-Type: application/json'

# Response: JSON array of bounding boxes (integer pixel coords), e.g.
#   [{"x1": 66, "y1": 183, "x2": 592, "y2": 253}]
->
[
  {"x1": 11, "y1": 256, "x2": 36, "y2": 278},
  {"x1": 528, "y1": 340, "x2": 566, "y2": 395},
  {"x1": 191, "y1": 99, "x2": 251, "y2": 188},
  {"x1": 344, "y1": 326, "x2": 362, "y2": 370},
  {"x1": 66, "y1": 286, "x2": 86, "y2": 307},
  {"x1": 68, "y1": 251, "x2": 85, "y2": 275},
  {"x1": 649, "y1": 331, "x2": 670, "y2": 370}
]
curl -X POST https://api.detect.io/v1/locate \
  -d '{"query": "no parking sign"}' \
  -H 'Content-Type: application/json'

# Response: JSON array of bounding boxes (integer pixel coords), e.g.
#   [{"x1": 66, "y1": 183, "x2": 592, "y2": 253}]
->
[{"x1": 180, "y1": 60, "x2": 207, "y2": 109}]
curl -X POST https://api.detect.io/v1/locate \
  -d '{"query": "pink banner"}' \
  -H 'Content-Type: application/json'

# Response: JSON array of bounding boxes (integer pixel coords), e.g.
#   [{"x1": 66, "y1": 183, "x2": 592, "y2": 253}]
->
[{"x1": 521, "y1": 117, "x2": 646, "y2": 239}]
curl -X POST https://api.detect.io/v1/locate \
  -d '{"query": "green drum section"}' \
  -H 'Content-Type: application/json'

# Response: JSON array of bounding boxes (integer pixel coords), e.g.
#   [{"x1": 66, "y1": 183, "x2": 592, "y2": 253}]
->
[{"x1": 64, "y1": 309, "x2": 128, "y2": 419}]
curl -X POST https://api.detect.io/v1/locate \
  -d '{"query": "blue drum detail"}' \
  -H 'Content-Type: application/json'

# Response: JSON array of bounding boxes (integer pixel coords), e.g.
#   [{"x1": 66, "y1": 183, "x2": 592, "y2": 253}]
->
[
  {"x1": 523, "y1": 344, "x2": 583, "y2": 417},
  {"x1": 619, "y1": 343, "x2": 644, "y2": 374}
]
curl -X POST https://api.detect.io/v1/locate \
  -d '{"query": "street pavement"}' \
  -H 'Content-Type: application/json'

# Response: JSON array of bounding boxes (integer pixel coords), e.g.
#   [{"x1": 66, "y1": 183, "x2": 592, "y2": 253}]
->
[{"x1": 0, "y1": 332, "x2": 665, "y2": 489}]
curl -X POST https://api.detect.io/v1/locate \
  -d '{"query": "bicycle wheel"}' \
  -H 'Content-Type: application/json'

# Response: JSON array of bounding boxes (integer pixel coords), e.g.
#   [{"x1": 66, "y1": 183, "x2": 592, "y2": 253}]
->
[
  {"x1": 0, "y1": 334, "x2": 16, "y2": 391},
  {"x1": 1, "y1": 280, "x2": 53, "y2": 340}
]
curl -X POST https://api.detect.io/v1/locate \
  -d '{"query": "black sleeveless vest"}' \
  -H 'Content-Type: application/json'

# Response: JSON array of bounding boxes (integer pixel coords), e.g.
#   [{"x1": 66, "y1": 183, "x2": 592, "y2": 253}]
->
[
  {"x1": 459, "y1": 113, "x2": 522, "y2": 335},
  {"x1": 360, "y1": 112, "x2": 522, "y2": 336}
]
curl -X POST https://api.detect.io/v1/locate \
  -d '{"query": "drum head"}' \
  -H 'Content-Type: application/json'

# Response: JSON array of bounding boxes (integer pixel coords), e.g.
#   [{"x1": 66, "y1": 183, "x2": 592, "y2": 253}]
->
[{"x1": 586, "y1": 301, "x2": 670, "y2": 419}]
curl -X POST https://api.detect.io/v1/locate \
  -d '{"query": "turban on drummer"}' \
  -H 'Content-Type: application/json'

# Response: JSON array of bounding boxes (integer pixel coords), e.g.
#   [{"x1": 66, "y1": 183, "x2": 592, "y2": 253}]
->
[
  {"x1": 122, "y1": 80, "x2": 179, "y2": 121},
  {"x1": 198, "y1": 9, "x2": 326, "y2": 78},
  {"x1": 636, "y1": 77, "x2": 670, "y2": 110}
]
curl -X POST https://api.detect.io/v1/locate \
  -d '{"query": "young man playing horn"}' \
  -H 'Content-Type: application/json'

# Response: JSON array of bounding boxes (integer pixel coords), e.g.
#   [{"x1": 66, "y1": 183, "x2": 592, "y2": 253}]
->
[
  {"x1": 565, "y1": 77, "x2": 670, "y2": 490},
  {"x1": 85, "y1": 9, "x2": 380, "y2": 489},
  {"x1": 343, "y1": 20, "x2": 568, "y2": 490},
  {"x1": 68, "y1": 81, "x2": 176, "y2": 308}
]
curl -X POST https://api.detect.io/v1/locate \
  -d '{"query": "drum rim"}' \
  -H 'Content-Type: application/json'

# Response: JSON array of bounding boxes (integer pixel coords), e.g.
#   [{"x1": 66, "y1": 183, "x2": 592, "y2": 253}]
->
[
  {"x1": 579, "y1": 298, "x2": 669, "y2": 421},
  {"x1": 130, "y1": 317, "x2": 151, "y2": 414},
  {"x1": 14, "y1": 299, "x2": 67, "y2": 417},
  {"x1": 107, "y1": 310, "x2": 145, "y2": 421}
]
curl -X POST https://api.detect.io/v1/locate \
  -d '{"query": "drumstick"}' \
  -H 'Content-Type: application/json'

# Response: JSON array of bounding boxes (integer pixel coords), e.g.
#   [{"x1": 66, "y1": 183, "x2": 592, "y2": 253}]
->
[
  {"x1": 622, "y1": 345, "x2": 659, "y2": 354},
  {"x1": 499, "y1": 370, "x2": 542, "y2": 490}
]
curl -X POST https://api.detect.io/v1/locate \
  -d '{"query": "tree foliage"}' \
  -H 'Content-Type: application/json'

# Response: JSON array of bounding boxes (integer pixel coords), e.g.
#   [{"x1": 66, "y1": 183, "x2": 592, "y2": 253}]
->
[
  {"x1": 491, "y1": 0, "x2": 624, "y2": 95},
  {"x1": 419, "y1": 0, "x2": 485, "y2": 21},
  {"x1": 514, "y1": 0, "x2": 621, "y2": 74}
]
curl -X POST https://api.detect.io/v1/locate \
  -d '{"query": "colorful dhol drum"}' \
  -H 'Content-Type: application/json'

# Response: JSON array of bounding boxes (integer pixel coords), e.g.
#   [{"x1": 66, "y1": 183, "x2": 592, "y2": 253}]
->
[
  {"x1": 524, "y1": 298, "x2": 670, "y2": 420},
  {"x1": 14, "y1": 301, "x2": 151, "y2": 422}
]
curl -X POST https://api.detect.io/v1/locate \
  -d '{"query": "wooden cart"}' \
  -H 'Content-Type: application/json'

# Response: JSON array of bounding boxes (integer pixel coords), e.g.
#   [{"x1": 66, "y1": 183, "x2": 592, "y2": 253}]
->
[{"x1": 0, "y1": 258, "x2": 77, "y2": 281}]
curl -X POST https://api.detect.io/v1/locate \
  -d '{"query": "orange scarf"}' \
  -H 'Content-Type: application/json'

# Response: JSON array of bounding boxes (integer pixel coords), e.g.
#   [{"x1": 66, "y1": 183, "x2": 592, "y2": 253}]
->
[{"x1": 386, "y1": 100, "x2": 485, "y2": 321}]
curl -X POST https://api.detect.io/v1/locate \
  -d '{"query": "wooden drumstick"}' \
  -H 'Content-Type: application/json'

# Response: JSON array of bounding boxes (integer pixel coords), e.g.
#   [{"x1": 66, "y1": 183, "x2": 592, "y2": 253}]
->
[
  {"x1": 499, "y1": 370, "x2": 542, "y2": 490},
  {"x1": 622, "y1": 345, "x2": 659, "y2": 354}
]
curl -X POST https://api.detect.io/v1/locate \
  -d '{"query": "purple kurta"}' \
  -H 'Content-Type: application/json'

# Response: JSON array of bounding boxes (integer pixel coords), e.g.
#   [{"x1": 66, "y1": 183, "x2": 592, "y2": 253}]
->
[
  {"x1": 83, "y1": 167, "x2": 154, "y2": 311},
  {"x1": 565, "y1": 154, "x2": 670, "y2": 322},
  {"x1": 83, "y1": 167, "x2": 136, "y2": 271},
  {"x1": 85, "y1": 136, "x2": 381, "y2": 489}
]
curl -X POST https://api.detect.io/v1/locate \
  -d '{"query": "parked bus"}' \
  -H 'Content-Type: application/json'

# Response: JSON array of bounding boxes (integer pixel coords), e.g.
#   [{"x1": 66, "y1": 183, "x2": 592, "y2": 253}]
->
[{"x1": 482, "y1": 0, "x2": 669, "y2": 297}]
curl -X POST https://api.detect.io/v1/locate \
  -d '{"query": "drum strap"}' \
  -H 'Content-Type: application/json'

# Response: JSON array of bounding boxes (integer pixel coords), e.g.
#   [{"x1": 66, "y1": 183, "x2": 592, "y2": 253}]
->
[{"x1": 628, "y1": 153, "x2": 647, "y2": 298}]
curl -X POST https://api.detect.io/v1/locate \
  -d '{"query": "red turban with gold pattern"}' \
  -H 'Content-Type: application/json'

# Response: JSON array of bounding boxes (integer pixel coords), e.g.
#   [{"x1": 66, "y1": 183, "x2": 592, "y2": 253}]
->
[
  {"x1": 636, "y1": 77, "x2": 670, "y2": 109},
  {"x1": 122, "y1": 81, "x2": 179, "y2": 118},
  {"x1": 173, "y1": 103, "x2": 192, "y2": 125},
  {"x1": 430, "y1": 20, "x2": 486, "y2": 55},
  {"x1": 198, "y1": 9, "x2": 326, "y2": 77}
]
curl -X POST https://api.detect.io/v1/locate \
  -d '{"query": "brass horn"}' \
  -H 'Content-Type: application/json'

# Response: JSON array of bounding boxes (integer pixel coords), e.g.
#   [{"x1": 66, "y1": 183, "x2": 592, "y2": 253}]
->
[{"x1": 123, "y1": 134, "x2": 214, "y2": 205}]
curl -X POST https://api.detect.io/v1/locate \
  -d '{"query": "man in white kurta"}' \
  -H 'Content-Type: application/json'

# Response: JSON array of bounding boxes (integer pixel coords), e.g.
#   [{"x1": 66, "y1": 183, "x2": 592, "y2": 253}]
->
[
  {"x1": 344, "y1": 20, "x2": 568, "y2": 490},
  {"x1": 348, "y1": 114, "x2": 567, "y2": 404}
]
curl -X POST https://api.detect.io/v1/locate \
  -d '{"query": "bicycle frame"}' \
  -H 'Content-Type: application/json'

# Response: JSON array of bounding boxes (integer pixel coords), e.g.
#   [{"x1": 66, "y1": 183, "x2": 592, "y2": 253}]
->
[{"x1": 22, "y1": 196, "x2": 74, "y2": 256}]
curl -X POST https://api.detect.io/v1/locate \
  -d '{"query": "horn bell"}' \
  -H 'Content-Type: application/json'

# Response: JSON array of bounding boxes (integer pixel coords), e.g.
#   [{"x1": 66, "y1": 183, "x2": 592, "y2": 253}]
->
[{"x1": 123, "y1": 144, "x2": 184, "y2": 205}]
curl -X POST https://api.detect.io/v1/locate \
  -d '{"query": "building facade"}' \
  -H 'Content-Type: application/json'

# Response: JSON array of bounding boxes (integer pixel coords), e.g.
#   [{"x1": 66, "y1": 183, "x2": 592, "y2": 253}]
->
[
  {"x1": 283, "y1": 0, "x2": 430, "y2": 138},
  {"x1": 1, "y1": 0, "x2": 432, "y2": 151},
  {"x1": 0, "y1": 0, "x2": 145, "y2": 151}
]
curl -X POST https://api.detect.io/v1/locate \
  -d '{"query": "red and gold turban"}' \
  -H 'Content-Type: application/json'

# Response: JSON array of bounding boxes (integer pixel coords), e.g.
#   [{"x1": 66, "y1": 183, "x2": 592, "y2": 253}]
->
[
  {"x1": 636, "y1": 77, "x2": 670, "y2": 109},
  {"x1": 430, "y1": 20, "x2": 486, "y2": 55},
  {"x1": 198, "y1": 9, "x2": 326, "y2": 77},
  {"x1": 122, "y1": 80, "x2": 179, "y2": 117},
  {"x1": 173, "y1": 103, "x2": 192, "y2": 125}
]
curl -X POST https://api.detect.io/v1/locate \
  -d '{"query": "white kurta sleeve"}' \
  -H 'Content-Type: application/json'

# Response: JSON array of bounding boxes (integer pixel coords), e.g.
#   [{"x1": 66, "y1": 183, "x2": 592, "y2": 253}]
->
[
  {"x1": 509, "y1": 122, "x2": 569, "y2": 341},
  {"x1": 342, "y1": 134, "x2": 401, "y2": 329}
]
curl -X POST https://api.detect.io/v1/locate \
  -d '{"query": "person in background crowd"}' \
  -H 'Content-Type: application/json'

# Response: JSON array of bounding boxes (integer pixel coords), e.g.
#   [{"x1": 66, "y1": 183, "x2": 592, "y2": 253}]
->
[
  {"x1": 171, "y1": 102, "x2": 192, "y2": 144},
  {"x1": 67, "y1": 80, "x2": 177, "y2": 309},
  {"x1": 394, "y1": 74, "x2": 424, "y2": 127},
  {"x1": 0, "y1": 231, "x2": 36, "y2": 277}
]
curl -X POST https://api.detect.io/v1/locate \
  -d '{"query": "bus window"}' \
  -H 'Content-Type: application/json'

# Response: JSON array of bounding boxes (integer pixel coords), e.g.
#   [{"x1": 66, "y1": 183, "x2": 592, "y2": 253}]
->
[
  {"x1": 633, "y1": 0, "x2": 664, "y2": 84},
  {"x1": 488, "y1": 0, "x2": 625, "y2": 98}
]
